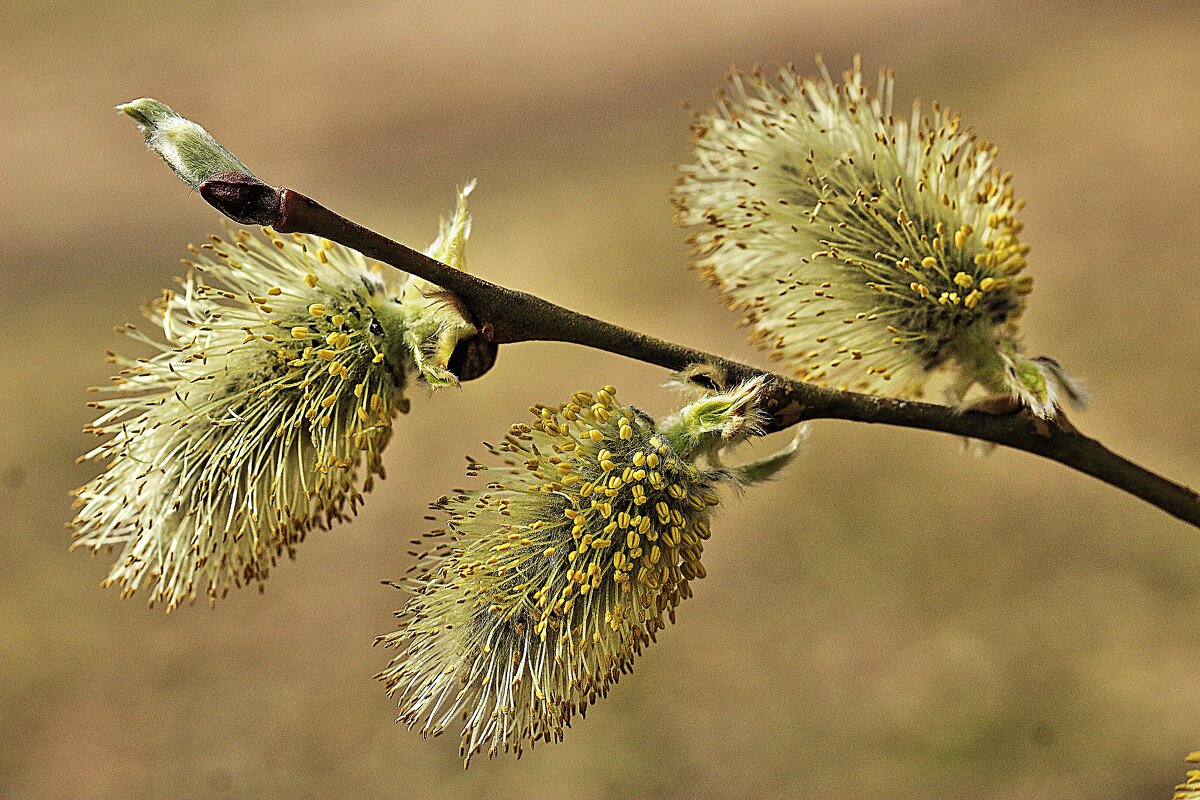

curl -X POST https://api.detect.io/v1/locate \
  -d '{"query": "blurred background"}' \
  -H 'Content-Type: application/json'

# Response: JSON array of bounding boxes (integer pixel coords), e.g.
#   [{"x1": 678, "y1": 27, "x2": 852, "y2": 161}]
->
[{"x1": 3, "y1": 1, "x2": 1200, "y2": 798}]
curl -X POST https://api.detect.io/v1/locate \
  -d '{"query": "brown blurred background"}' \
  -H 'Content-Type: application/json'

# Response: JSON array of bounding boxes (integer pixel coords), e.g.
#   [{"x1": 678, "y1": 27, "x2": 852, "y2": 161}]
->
[{"x1": 3, "y1": 2, "x2": 1200, "y2": 798}]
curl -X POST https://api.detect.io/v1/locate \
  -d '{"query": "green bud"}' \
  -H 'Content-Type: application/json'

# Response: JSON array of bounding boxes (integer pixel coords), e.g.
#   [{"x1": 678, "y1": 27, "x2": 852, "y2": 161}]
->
[
  {"x1": 118, "y1": 98, "x2": 251, "y2": 188},
  {"x1": 659, "y1": 374, "x2": 769, "y2": 464}
]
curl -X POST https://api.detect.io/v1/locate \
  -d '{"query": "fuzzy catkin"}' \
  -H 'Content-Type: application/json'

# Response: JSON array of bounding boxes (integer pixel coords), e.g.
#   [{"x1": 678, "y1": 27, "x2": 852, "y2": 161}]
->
[
  {"x1": 675, "y1": 58, "x2": 1080, "y2": 417},
  {"x1": 378, "y1": 386, "x2": 734, "y2": 762},
  {"x1": 72, "y1": 187, "x2": 478, "y2": 610}
]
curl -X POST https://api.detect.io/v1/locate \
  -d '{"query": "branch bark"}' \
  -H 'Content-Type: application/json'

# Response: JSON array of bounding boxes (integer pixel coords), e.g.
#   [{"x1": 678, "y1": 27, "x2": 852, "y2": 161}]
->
[{"x1": 198, "y1": 175, "x2": 1200, "y2": 529}]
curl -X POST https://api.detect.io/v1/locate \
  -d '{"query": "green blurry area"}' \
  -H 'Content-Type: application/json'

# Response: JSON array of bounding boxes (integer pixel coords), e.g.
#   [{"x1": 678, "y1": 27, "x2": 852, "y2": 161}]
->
[{"x1": 2, "y1": 2, "x2": 1199, "y2": 798}]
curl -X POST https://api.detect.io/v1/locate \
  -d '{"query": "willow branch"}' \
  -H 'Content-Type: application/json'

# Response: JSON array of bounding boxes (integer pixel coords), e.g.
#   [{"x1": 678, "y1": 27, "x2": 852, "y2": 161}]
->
[{"x1": 198, "y1": 173, "x2": 1200, "y2": 529}]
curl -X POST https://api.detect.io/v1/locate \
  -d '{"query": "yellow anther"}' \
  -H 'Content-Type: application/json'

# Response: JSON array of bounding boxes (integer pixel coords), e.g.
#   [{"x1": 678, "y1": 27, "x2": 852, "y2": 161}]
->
[
  {"x1": 979, "y1": 277, "x2": 996, "y2": 291},
  {"x1": 920, "y1": 256, "x2": 937, "y2": 269},
  {"x1": 304, "y1": 273, "x2": 320, "y2": 288},
  {"x1": 317, "y1": 349, "x2": 336, "y2": 361},
  {"x1": 309, "y1": 303, "x2": 327, "y2": 317},
  {"x1": 291, "y1": 327, "x2": 309, "y2": 339},
  {"x1": 267, "y1": 287, "x2": 282, "y2": 296},
  {"x1": 953, "y1": 271, "x2": 974, "y2": 289}
]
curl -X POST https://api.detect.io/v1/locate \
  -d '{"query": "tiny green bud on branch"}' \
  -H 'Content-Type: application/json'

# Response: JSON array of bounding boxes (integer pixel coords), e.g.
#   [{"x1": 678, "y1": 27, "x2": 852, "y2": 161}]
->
[{"x1": 118, "y1": 98, "x2": 252, "y2": 189}]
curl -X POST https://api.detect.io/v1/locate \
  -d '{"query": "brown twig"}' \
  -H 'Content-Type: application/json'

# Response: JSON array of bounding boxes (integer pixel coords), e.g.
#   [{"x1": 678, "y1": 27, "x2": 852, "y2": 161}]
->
[{"x1": 198, "y1": 174, "x2": 1200, "y2": 529}]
